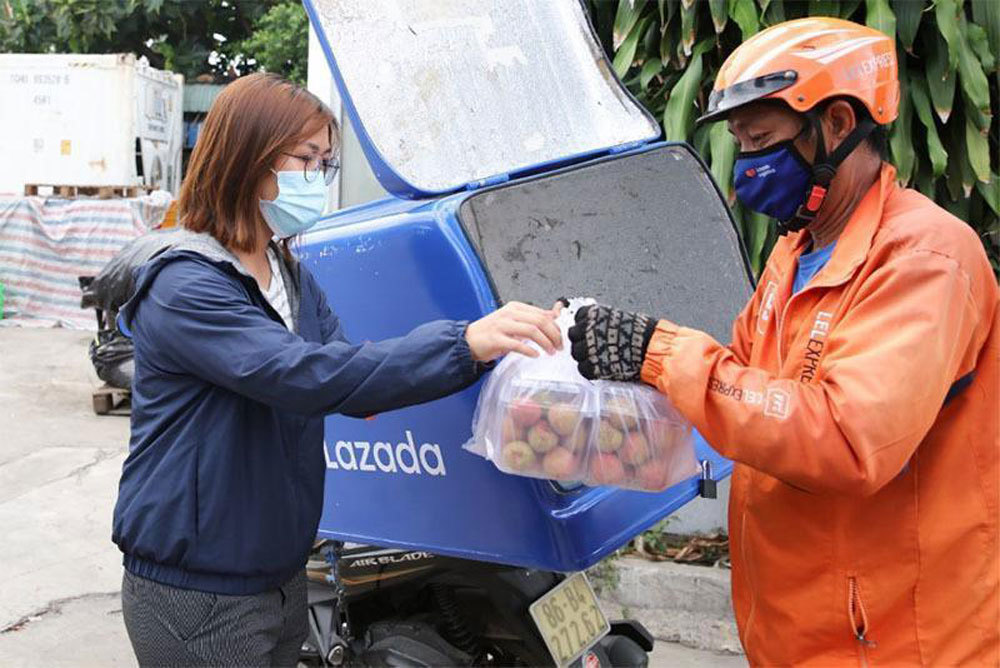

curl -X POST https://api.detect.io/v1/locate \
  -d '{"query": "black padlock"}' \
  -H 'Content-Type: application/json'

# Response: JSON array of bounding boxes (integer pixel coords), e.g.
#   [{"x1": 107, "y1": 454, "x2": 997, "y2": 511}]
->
[{"x1": 698, "y1": 460, "x2": 718, "y2": 499}]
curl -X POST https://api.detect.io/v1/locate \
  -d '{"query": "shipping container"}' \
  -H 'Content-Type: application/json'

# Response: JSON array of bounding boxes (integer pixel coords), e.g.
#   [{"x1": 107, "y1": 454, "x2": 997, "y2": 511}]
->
[{"x1": 0, "y1": 53, "x2": 183, "y2": 195}]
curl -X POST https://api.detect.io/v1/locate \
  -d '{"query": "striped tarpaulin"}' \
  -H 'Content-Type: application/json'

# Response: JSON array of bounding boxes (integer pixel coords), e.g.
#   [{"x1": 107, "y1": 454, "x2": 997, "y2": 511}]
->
[{"x1": 0, "y1": 193, "x2": 172, "y2": 330}]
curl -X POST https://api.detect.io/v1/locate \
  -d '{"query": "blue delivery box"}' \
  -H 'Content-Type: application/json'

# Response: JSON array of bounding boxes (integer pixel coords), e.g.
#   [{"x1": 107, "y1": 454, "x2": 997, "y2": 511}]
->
[{"x1": 300, "y1": 0, "x2": 754, "y2": 572}]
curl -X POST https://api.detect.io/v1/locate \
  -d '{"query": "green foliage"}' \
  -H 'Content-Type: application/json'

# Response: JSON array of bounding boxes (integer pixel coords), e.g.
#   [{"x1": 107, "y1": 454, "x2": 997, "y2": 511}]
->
[
  {"x1": 633, "y1": 518, "x2": 674, "y2": 554},
  {"x1": 232, "y1": 2, "x2": 309, "y2": 85},
  {"x1": 586, "y1": 553, "x2": 622, "y2": 597},
  {"x1": 0, "y1": 0, "x2": 308, "y2": 83},
  {"x1": 588, "y1": 0, "x2": 1000, "y2": 276},
  {"x1": 0, "y1": 0, "x2": 151, "y2": 54}
]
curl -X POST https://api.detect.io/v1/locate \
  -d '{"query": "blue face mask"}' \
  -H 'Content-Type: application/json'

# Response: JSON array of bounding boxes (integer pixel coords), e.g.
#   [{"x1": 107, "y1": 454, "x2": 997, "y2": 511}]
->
[
  {"x1": 259, "y1": 169, "x2": 328, "y2": 238},
  {"x1": 732, "y1": 114, "x2": 879, "y2": 234},
  {"x1": 732, "y1": 138, "x2": 814, "y2": 222}
]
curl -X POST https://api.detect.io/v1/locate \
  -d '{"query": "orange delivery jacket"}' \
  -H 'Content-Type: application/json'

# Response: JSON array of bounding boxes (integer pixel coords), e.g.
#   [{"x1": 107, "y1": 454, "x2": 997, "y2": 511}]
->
[{"x1": 641, "y1": 164, "x2": 999, "y2": 666}]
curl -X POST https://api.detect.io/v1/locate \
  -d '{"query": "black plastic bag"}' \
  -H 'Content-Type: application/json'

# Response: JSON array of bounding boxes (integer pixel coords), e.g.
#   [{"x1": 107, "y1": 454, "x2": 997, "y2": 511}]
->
[
  {"x1": 89, "y1": 329, "x2": 135, "y2": 389},
  {"x1": 81, "y1": 229, "x2": 184, "y2": 388},
  {"x1": 85, "y1": 228, "x2": 186, "y2": 316}
]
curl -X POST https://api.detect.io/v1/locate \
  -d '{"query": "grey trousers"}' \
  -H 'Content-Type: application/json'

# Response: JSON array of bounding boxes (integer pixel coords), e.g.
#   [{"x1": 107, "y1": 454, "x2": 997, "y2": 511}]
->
[{"x1": 121, "y1": 569, "x2": 308, "y2": 667}]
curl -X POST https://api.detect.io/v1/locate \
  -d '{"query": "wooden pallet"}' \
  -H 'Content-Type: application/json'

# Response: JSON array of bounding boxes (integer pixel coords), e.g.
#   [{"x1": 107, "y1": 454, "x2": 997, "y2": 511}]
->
[
  {"x1": 24, "y1": 183, "x2": 154, "y2": 199},
  {"x1": 92, "y1": 384, "x2": 131, "y2": 416}
]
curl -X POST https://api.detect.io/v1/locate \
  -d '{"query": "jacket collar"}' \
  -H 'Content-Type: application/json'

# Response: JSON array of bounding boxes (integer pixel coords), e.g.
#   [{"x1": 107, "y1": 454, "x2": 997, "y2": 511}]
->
[
  {"x1": 168, "y1": 231, "x2": 299, "y2": 290},
  {"x1": 121, "y1": 230, "x2": 303, "y2": 334},
  {"x1": 769, "y1": 163, "x2": 896, "y2": 289}
]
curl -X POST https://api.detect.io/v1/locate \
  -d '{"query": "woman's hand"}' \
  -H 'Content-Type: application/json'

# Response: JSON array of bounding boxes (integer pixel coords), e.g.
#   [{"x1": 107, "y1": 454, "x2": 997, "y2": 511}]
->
[{"x1": 466, "y1": 302, "x2": 564, "y2": 362}]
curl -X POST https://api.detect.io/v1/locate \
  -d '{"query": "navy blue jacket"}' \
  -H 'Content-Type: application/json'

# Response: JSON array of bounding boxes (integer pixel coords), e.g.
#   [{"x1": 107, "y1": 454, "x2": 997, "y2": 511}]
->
[{"x1": 113, "y1": 233, "x2": 483, "y2": 595}]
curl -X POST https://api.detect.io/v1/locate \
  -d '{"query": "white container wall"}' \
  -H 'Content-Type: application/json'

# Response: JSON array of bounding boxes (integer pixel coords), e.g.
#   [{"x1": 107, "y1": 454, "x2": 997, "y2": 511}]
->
[
  {"x1": 0, "y1": 53, "x2": 183, "y2": 195},
  {"x1": 307, "y1": 24, "x2": 386, "y2": 211}
]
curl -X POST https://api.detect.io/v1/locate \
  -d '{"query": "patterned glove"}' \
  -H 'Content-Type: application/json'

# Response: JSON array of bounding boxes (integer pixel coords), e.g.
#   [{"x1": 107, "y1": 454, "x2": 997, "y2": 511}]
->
[{"x1": 568, "y1": 304, "x2": 657, "y2": 381}]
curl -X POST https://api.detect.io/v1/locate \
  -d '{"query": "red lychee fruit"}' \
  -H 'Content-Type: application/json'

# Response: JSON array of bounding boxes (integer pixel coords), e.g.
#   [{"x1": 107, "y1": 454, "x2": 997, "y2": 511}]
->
[
  {"x1": 508, "y1": 398, "x2": 542, "y2": 428},
  {"x1": 588, "y1": 453, "x2": 626, "y2": 486},
  {"x1": 620, "y1": 431, "x2": 651, "y2": 466},
  {"x1": 636, "y1": 459, "x2": 671, "y2": 491},
  {"x1": 542, "y1": 447, "x2": 579, "y2": 480}
]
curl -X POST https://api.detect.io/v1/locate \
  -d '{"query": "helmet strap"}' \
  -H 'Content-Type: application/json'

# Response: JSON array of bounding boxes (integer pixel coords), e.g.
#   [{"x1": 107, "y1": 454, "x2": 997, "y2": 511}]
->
[{"x1": 777, "y1": 112, "x2": 878, "y2": 236}]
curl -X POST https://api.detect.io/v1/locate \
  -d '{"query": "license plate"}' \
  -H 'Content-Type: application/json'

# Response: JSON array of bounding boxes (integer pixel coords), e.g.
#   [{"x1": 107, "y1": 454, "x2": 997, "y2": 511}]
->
[{"x1": 529, "y1": 572, "x2": 609, "y2": 667}]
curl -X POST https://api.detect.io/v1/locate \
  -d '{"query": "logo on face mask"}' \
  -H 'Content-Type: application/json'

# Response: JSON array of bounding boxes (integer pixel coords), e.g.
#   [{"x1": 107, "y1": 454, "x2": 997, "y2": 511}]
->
[{"x1": 746, "y1": 164, "x2": 776, "y2": 179}]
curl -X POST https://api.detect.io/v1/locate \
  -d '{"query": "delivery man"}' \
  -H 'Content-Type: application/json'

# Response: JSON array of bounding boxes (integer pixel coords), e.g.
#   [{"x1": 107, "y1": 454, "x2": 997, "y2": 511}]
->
[{"x1": 567, "y1": 17, "x2": 999, "y2": 666}]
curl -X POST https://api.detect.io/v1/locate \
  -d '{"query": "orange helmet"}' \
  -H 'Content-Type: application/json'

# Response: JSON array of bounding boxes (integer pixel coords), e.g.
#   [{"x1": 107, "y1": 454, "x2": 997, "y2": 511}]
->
[{"x1": 698, "y1": 17, "x2": 899, "y2": 125}]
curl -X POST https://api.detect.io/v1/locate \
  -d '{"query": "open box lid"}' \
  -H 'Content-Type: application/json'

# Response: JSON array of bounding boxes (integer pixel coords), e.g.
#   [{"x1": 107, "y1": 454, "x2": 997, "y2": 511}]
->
[{"x1": 304, "y1": 0, "x2": 661, "y2": 199}]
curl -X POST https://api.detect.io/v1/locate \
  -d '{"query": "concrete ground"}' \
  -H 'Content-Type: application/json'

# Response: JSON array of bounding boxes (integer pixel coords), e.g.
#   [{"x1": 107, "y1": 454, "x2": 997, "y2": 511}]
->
[{"x1": 0, "y1": 328, "x2": 745, "y2": 667}]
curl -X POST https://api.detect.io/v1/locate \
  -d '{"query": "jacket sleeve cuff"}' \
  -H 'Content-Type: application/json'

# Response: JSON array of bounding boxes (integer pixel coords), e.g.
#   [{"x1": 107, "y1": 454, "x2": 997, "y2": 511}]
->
[
  {"x1": 640, "y1": 319, "x2": 679, "y2": 387},
  {"x1": 455, "y1": 322, "x2": 493, "y2": 379}
]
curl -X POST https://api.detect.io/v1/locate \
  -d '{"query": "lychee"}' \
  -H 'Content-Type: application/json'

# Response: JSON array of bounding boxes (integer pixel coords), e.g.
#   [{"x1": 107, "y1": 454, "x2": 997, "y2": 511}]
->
[
  {"x1": 588, "y1": 453, "x2": 626, "y2": 486},
  {"x1": 527, "y1": 422, "x2": 559, "y2": 453},
  {"x1": 547, "y1": 402, "x2": 581, "y2": 436},
  {"x1": 596, "y1": 419, "x2": 624, "y2": 453},
  {"x1": 501, "y1": 440, "x2": 537, "y2": 472},
  {"x1": 636, "y1": 459, "x2": 671, "y2": 491},
  {"x1": 620, "y1": 431, "x2": 651, "y2": 466},
  {"x1": 501, "y1": 417, "x2": 523, "y2": 443},
  {"x1": 561, "y1": 428, "x2": 590, "y2": 453},
  {"x1": 542, "y1": 447, "x2": 579, "y2": 479},
  {"x1": 508, "y1": 399, "x2": 542, "y2": 428},
  {"x1": 604, "y1": 396, "x2": 640, "y2": 431}
]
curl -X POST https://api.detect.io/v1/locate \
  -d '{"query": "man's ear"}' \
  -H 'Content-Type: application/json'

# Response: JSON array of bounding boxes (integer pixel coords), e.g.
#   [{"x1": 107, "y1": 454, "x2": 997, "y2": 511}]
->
[{"x1": 822, "y1": 99, "x2": 857, "y2": 151}]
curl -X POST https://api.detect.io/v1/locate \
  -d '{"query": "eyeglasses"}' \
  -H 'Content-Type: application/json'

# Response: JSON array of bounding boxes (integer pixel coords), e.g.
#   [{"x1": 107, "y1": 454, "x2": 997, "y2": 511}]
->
[{"x1": 282, "y1": 152, "x2": 341, "y2": 186}]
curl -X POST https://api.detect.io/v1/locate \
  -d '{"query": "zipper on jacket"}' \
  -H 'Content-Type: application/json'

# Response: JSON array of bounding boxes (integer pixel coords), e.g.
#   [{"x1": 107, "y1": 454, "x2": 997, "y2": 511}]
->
[
  {"x1": 848, "y1": 576, "x2": 876, "y2": 667},
  {"x1": 774, "y1": 286, "x2": 799, "y2": 365}
]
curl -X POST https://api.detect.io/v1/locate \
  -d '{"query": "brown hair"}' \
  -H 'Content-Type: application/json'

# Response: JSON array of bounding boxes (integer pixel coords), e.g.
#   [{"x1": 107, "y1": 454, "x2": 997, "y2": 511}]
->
[{"x1": 179, "y1": 72, "x2": 339, "y2": 253}]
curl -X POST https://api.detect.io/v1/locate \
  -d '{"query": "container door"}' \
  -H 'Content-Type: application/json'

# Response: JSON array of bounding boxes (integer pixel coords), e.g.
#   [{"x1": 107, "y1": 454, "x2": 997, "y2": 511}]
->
[
  {"x1": 459, "y1": 143, "x2": 755, "y2": 343},
  {"x1": 304, "y1": 0, "x2": 660, "y2": 198}
]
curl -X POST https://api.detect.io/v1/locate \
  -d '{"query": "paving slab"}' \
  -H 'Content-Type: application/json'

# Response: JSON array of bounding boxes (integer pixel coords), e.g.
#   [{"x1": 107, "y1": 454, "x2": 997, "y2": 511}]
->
[
  {"x1": 0, "y1": 592, "x2": 135, "y2": 668},
  {"x1": 0, "y1": 329, "x2": 131, "y2": 663},
  {"x1": 597, "y1": 557, "x2": 743, "y2": 654}
]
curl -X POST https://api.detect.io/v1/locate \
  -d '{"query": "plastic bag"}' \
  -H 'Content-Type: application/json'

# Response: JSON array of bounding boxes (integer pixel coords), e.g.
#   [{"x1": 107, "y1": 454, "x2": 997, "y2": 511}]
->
[
  {"x1": 89, "y1": 329, "x2": 135, "y2": 388},
  {"x1": 86, "y1": 228, "x2": 187, "y2": 315},
  {"x1": 466, "y1": 299, "x2": 699, "y2": 492}
]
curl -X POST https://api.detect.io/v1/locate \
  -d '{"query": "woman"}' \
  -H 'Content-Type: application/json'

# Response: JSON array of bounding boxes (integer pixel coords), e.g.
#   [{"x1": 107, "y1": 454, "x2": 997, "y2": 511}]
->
[{"x1": 113, "y1": 73, "x2": 561, "y2": 667}]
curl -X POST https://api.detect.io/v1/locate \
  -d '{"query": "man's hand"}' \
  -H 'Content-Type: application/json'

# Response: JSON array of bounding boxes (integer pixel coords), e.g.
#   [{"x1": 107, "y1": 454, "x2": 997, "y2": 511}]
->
[
  {"x1": 568, "y1": 304, "x2": 656, "y2": 381},
  {"x1": 465, "y1": 302, "x2": 564, "y2": 362}
]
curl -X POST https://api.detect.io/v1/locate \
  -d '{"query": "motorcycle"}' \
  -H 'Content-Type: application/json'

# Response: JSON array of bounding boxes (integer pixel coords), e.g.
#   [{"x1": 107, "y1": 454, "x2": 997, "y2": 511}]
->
[{"x1": 301, "y1": 542, "x2": 652, "y2": 667}]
